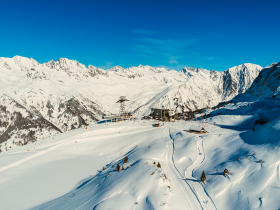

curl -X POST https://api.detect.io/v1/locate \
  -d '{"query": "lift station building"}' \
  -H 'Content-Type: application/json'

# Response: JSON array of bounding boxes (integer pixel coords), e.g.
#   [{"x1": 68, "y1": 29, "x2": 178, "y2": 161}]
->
[{"x1": 151, "y1": 108, "x2": 174, "y2": 118}]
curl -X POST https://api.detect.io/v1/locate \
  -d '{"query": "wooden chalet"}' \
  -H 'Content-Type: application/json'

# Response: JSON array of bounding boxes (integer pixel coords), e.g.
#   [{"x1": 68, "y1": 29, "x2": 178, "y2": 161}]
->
[{"x1": 189, "y1": 125, "x2": 207, "y2": 134}]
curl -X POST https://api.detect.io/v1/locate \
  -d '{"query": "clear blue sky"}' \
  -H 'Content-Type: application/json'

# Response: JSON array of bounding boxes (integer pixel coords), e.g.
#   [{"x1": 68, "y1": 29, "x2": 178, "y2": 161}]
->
[{"x1": 1, "y1": 0, "x2": 279, "y2": 71}]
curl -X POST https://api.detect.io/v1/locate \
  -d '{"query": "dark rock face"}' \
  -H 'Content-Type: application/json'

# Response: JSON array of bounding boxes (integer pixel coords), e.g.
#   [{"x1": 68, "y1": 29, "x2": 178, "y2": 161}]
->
[
  {"x1": 240, "y1": 62, "x2": 280, "y2": 99},
  {"x1": 0, "y1": 92, "x2": 107, "y2": 152},
  {"x1": 57, "y1": 97, "x2": 100, "y2": 131},
  {"x1": 0, "y1": 95, "x2": 62, "y2": 147},
  {"x1": 222, "y1": 71, "x2": 236, "y2": 99}
]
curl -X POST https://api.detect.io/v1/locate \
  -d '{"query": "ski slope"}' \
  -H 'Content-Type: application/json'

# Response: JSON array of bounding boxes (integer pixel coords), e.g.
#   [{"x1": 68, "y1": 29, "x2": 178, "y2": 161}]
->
[{"x1": 0, "y1": 108, "x2": 280, "y2": 209}]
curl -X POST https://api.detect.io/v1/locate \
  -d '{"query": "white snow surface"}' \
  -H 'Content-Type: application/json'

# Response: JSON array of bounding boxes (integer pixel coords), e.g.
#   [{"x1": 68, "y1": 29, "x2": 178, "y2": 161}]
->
[{"x1": 1, "y1": 103, "x2": 280, "y2": 210}]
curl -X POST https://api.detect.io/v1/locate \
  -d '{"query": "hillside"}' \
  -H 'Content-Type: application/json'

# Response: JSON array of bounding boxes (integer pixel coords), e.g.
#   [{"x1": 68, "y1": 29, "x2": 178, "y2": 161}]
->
[{"x1": 0, "y1": 109, "x2": 279, "y2": 209}]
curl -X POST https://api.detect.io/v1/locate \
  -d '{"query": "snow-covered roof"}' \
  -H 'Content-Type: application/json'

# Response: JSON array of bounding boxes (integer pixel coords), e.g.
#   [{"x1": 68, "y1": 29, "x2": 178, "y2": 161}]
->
[{"x1": 189, "y1": 125, "x2": 204, "y2": 131}]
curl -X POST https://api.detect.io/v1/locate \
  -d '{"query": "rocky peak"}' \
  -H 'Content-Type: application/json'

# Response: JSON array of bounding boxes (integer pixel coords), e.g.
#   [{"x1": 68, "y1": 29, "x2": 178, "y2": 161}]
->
[
  {"x1": 107, "y1": 66, "x2": 125, "y2": 72},
  {"x1": 88, "y1": 65, "x2": 108, "y2": 77},
  {"x1": 240, "y1": 62, "x2": 280, "y2": 99}
]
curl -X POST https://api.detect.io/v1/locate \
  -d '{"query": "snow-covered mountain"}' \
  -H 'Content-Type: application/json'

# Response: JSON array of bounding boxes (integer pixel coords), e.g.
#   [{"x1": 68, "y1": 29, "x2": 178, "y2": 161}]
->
[
  {"x1": 150, "y1": 63, "x2": 262, "y2": 115},
  {"x1": 234, "y1": 62, "x2": 280, "y2": 101},
  {"x1": 0, "y1": 56, "x2": 263, "y2": 150}
]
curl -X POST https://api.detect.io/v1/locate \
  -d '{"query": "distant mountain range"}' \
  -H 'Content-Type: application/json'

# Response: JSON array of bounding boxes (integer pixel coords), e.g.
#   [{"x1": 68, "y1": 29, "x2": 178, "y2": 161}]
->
[{"x1": 0, "y1": 56, "x2": 269, "y2": 150}]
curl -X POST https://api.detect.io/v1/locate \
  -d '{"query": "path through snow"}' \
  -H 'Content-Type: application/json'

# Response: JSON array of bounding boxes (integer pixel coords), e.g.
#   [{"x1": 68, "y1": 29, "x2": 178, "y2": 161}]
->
[
  {"x1": 183, "y1": 137, "x2": 217, "y2": 210},
  {"x1": 164, "y1": 127, "x2": 202, "y2": 209},
  {"x1": 166, "y1": 127, "x2": 217, "y2": 210}
]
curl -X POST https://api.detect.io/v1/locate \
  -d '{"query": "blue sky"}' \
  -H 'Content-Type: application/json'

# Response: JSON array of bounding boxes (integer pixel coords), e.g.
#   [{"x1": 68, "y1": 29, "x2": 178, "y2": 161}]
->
[{"x1": 1, "y1": 0, "x2": 279, "y2": 71}]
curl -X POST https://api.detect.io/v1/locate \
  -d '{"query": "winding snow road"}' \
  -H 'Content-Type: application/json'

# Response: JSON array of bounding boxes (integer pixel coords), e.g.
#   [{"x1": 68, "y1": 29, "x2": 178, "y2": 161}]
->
[
  {"x1": 165, "y1": 127, "x2": 217, "y2": 210},
  {"x1": 164, "y1": 127, "x2": 202, "y2": 209},
  {"x1": 184, "y1": 137, "x2": 217, "y2": 210}
]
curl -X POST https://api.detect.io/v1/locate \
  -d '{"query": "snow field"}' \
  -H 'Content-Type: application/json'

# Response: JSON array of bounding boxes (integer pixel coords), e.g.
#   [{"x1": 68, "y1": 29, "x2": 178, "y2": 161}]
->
[{"x1": 0, "y1": 110, "x2": 280, "y2": 209}]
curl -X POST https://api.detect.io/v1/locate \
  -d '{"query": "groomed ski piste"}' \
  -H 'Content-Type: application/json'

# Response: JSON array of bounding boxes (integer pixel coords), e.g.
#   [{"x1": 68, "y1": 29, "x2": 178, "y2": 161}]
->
[{"x1": 0, "y1": 100, "x2": 280, "y2": 210}]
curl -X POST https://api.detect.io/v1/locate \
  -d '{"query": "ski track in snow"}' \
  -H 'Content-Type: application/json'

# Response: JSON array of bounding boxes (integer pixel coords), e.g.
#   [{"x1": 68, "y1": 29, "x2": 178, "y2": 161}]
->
[
  {"x1": 184, "y1": 137, "x2": 217, "y2": 210},
  {"x1": 164, "y1": 139, "x2": 193, "y2": 209},
  {"x1": 164, "y1": 127, "x2": 202, "y2": 210},
  {"x1": 166, "y1": 127, "x2": 217, "y2": 210},
  {"x1": 91, "y1": 191, "x2": 122, "y2": 210}
]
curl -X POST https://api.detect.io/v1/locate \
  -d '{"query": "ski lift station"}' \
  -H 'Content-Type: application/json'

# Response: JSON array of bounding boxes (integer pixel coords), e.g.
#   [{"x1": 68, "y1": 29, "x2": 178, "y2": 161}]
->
[
  {"x1": 98, "y1": 96, "x2": 130, "y2": 124},
  {"x1": 98, "y1": 115, "x2": 123, "y2": 124},
  {"x1": 151, "y1": 108, "x2": 174, "y2": 118}
]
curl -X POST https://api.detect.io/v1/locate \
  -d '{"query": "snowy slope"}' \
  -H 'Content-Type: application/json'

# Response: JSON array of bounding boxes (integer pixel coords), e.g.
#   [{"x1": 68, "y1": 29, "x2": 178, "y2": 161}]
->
[
  {"x1": 0, "y1": 56, "x2": 262, "y2": 151},
  {"x1": 0, "y1": 114, "x2": 279, "y2": 209}
]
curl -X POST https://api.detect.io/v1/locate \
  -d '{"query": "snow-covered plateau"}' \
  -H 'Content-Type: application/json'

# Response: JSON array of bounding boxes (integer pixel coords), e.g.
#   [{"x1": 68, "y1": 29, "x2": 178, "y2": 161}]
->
[{"x1": 0, "y1": 57, "x2": 280, "y2": 210}]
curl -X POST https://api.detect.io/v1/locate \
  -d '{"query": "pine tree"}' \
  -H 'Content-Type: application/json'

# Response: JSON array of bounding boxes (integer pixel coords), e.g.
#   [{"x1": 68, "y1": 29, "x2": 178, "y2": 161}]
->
[
  {"x1": 121, "y1": 165, "x2": 124, "y2": 170},
  {"x1": 223, "y1": 168, "x2": 230, "y2": 176},
  {"x1": 259, "y1": 159, "x2": 263, "y2": 163},
  {"x1": 102, "y1": 167, "x2": 105, "y2": 171},
  {"x1": 157, "y1": 162, "x2": 161, "y2": 168},
  {"x1": 116, "y1": 164, "x2": 120, "y2": 171},
  {"x1": 200, "y1": 171, "x2": 206, "y2": 182},
  {"x1": 252, "y1": 126, "x2": 255, "y2": 131},
  {"x1": 123, "y1": 156, "x2": 128, "y2": 163}
]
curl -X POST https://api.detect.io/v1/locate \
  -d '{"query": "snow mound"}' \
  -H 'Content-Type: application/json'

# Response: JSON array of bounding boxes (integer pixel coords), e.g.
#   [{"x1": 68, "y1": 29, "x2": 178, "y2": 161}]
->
[{"x1": 240, "y1": 117, "x2": 280, "y2": 145}]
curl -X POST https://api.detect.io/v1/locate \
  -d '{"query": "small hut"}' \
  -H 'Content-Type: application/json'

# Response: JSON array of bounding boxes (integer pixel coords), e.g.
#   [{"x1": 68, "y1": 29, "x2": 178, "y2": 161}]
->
[
  {"x1": 153, "y1": 123, "x2": 160, "y2": 127},
  {"x1": 189, "y1": 125, "x2": 207, "y2": 134}
]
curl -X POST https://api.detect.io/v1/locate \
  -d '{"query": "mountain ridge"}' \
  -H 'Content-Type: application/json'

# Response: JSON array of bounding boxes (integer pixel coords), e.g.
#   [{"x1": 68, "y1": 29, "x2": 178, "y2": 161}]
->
[{"x1": 0, "y1": 55, "x2": 264, "y2": 151}]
